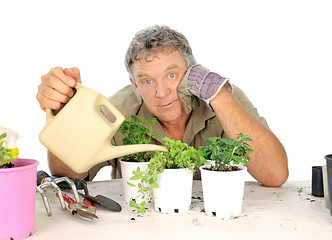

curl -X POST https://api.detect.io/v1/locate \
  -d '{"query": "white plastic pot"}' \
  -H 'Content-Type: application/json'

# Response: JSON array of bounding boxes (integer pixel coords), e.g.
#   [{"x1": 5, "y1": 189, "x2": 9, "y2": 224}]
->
[
  {"x1": 200, "y1": 165, "x2": 247, "y2": 218},
  {"x1": 120, "y1": 159, "x2": 149, "y2": 203},
  {"x1": 153, "y1": 168, "x2": 193, "y2": 213}
]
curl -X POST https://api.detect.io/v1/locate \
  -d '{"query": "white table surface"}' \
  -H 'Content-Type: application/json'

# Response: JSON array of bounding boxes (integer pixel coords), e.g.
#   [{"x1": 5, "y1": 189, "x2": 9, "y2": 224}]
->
[{"x1": 31, "y1": 179, "x2": 332, "y2": 240}]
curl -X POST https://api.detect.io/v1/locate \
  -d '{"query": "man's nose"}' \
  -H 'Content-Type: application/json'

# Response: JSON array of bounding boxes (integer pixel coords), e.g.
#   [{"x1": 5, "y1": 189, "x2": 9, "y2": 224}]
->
[{"x1": 155, "y1": 82, "x2": 170, "y2": 98}]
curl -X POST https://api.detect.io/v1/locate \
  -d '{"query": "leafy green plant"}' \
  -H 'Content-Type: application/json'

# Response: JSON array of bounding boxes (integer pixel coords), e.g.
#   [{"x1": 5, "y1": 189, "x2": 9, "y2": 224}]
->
[
  {"x1": 119, "y1": 114, "x2": 160, "y2": 162},
  {"x1": 0, "y1": 133, "x2": 15, "y2": 168},
  {"x1": 200, "y1": 133, "x2": 254, "y2": 171},
  {"x1": 128, "y1": 137, "x2": 206, "y2": 213}
]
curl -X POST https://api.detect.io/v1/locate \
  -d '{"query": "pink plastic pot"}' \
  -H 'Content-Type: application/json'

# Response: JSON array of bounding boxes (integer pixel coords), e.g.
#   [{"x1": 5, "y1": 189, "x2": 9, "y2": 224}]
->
[{"x1": 0, "y1": 158, "x2": 39, "y2": 240}]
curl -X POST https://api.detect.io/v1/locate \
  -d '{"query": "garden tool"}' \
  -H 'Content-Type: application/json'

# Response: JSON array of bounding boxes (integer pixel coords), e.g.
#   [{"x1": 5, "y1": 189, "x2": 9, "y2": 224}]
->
[
  {"x1": 49, "y1": 173, "x2": 122, "y2": 212},
  {"x1": 78, "y1": 191, "x2": 122, "y2": 212},
  {"x1": 58, "y1": 193, "x2": 98, "y2": 221},
  {"x1": 62, "y1": 177, "x2": 122, "y2": 212},
  {"x1": 37, "y1": 170, "x2": 80, "y2": 202},
  {"x1": 36, "y1": 180, "x2": 66, "y2": 217},
  {"x1": 38, "y1": 170, "x2": 121, "y2": 212},
  {"x1": 39, "y1": 83, "x2": 167, "y2": 174},
  {"x1": 37, "y1": 171, "x2": 98, "y2": 220}
]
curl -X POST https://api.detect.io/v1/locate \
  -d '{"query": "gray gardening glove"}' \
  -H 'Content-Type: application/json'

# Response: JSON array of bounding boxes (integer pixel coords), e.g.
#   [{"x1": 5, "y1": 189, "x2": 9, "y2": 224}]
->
[{"x1": 178, "y1": 64, "x2": 232, "y2": 112}]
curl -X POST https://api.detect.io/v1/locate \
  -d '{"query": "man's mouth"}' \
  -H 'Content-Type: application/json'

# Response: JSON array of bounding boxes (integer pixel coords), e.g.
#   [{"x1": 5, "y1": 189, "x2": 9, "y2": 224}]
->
[{"x1": 159, "y1": 100, "x2": 176, "y2": 108}]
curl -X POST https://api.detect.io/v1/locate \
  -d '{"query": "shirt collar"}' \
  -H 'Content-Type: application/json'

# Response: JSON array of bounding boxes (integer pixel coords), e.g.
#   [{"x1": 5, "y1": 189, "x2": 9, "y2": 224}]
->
[{"x1": 136, "y1": 100, "x2": 215, "y2": 145}]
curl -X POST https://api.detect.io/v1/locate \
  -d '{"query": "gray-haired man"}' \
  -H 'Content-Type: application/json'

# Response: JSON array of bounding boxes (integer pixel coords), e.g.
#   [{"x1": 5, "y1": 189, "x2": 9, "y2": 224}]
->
[{"x1": 36, "y1": 25, "x2": 288, "y2": 187}]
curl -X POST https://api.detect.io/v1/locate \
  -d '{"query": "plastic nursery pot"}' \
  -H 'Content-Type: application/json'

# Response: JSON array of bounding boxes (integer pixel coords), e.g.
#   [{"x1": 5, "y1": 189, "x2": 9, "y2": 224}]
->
[
  {"x1": 0, "y1": 158, "x2": 39, "y2": 240},
  {"x1": 200, "y1": 165, "x2": 247, "y2": 219},
  {"x1": 153, "y1": 168, "x2": 193, "y2": 213},
  {"x1": 322, "y1": 164, "x2": 330, "y2": 209},
  {"x1": 120, "y1": 159, "x2": 150, "y2": 204},
  {"x1": 324, "y1": 154, "x2": 332, "y2": 216},
  {"x1": 311, "y1": 166, "x2": 324, "y2": 197}
]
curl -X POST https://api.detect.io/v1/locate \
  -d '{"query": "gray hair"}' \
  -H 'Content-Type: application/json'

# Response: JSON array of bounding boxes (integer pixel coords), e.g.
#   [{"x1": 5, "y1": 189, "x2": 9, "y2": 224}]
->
[{"x1": 125, "y1": 25, "x2": 196, "y2": 75}]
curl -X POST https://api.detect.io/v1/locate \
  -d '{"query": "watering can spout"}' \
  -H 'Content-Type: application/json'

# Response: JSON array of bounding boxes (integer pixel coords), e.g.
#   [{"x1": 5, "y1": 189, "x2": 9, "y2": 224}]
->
[
  {"x1": 64, "y1": 144, "x2": 168, "y2": 174},
  {"x1": 85, "y1": 144, "x2": 168, "y2": 173},
  {"x1": 105, "y1": 144, "x2": 168, "y2": 161}
]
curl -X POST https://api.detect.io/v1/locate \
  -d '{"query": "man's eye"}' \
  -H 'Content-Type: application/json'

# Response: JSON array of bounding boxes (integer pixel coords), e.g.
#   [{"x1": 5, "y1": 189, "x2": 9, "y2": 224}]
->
[
  {"x1": 144, "y1": 80, "x2": 152, "y2": 85},
  {"x1": 168, "y1": 73, "x2": 175, "y2": 78}
]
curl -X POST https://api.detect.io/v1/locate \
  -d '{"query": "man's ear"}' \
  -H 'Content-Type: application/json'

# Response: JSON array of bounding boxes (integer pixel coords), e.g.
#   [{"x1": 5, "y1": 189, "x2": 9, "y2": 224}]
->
[{"x1": 130, "y1": 77, "x2": 141, "y2": 98}]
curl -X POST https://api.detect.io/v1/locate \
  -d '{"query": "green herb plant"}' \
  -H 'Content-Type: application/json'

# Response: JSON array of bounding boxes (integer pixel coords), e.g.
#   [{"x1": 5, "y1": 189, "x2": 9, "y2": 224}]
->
[
  {"x1": 0, "y1": 133, "x2": 15, "y2": 168},
  {"x1": 200, "y1": 133, "x2": 254, "y2": 171},
  {"x1": 119, "y1": 114, "x2": 160, "y2": 162},
  {"x1": 128, "y1": 137, "x2": 206, "y2": 213}
]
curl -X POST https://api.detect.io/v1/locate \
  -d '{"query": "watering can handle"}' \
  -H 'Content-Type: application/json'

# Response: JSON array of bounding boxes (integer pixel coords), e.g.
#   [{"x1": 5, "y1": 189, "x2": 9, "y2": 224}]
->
[
  {"x1": 44, "y1": 83, "x2": 84, "y2": 121},
  {"x1": 45, "y1": 83, "x2": 125, "y2": 125},
  {"x1": 45, "y1": 109, "x2": 55, "y2": 121},
  {"x1": 95, "y1": 90, "x2": 125, "y2": 129}
]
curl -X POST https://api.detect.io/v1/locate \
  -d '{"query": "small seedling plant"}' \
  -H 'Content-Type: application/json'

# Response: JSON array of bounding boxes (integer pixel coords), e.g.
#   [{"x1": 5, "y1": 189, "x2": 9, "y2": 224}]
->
[
  {"x1": 119, "y1": 114, "x2": 160, "y2": 162},
  {"x1": 0, "y1": 133, "x2": 15, "y2": 169},
  {"x1": 200, "y1": 133, "x2": 254, "y2": 171},
  {"x1": 128, "y1": 137, "x2": 206, "y2": 213}
]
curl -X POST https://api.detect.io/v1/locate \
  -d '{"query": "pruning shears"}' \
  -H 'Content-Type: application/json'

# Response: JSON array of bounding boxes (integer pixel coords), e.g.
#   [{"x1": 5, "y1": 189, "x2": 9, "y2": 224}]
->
[{"x1": 56, "y1": 193, "x2": 98, "y2": 220}]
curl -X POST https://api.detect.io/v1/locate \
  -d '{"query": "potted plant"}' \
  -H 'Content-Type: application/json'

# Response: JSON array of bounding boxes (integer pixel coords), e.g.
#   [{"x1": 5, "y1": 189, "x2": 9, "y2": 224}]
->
[
  {"x1": 0, "y1": 133, "x2": 15, "y2": 168},
  {"x1": 129, "y1": 137, "x2": 206, "y2": 213},
  {"x1": 199, "y1": 133, "x2": 254, "y2": 218},
  {"x1": 118, "y1": 114, "x2": 160, "y2": 203},
  {"x1": 0, "y1": 132, "x2": 39, "y2": 240}
]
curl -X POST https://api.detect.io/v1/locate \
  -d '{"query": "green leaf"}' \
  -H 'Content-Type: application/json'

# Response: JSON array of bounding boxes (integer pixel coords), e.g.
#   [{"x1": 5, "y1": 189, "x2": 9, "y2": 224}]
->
[
  {"x1": 0, "y1": 133, "x2": 6, "y2": 139},
  {"x1": 130, "y1": 175, "x2": 142, "y2": 180},
  {"x1": 127, "y1": 182, "x2": 136, "y2": 187},
  {"x1": 149, "y1": 178, "x2": 159, "y2": 188},
  {"x1": 129, "y1": 199, "x2": 136, "y2": 207}
]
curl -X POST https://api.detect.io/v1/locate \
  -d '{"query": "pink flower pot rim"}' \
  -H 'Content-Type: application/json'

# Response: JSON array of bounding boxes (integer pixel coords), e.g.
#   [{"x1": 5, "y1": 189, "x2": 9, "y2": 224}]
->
[{"x1": 0, "y1": 158, "x2": 39, "y2": 173}]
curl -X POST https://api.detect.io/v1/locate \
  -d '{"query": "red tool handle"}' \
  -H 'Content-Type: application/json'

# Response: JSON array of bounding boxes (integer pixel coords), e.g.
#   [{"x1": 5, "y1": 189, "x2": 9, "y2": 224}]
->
[
  {"x1": 62, "y1": 193, "x2": 77, "y2": 204},
  {"x1": 83, "y1": 198, "x2": 97, "y2": 213},
  {"x1": 56, "y1": 193, "x2": 96, "y2": 213},
  {"x1": 56, "y1": 193, "x2": 77, "y2": 209}
]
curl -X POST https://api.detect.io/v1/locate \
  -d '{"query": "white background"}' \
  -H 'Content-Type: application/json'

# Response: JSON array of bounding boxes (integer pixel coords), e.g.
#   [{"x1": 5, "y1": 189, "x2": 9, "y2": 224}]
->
[{"x1": 1, "y1": 0, "x2": 331, "y2": 181}]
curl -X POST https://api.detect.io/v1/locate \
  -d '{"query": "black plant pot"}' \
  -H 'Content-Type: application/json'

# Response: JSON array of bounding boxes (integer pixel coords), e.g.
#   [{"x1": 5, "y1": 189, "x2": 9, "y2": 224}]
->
[{"x1": 312, "y1": 166, "x2": 324, "y2": 197}]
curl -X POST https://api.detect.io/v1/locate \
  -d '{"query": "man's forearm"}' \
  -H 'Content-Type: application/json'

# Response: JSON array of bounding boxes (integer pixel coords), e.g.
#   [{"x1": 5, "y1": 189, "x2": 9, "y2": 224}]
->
[
  {"x1": 210, "y1": 87, "x2": 288, "y2": 187},
  {"x1": 47, "y1": 150, "x2": 89, "y2": 179}
]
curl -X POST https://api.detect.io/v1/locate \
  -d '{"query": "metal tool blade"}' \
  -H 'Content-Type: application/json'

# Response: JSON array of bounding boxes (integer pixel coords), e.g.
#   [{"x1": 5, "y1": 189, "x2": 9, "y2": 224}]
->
[
  {"x1": 79, "y1": 192, "x2": 122, "y2": 212},
  {"x1": 72, "y1": 209, "x2": 98, "y2": 221}
]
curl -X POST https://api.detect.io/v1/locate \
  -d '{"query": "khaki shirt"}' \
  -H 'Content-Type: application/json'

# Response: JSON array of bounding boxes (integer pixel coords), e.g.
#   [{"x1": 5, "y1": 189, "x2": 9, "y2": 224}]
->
[{"x1": 88, "y1": 84, "x2": 269, "y2": 181}]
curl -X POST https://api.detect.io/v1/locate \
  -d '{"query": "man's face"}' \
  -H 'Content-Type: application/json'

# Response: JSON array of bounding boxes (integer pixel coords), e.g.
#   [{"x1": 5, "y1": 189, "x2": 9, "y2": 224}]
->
[{"x1": 130, "y1": 50, "x2": 188, "y2": 124}]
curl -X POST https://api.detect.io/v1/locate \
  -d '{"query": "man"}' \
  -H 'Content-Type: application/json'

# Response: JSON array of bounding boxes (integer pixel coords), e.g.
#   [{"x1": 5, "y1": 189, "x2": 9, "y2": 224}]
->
[{"x1": 36, "y1": 25, "x2": 288, "y2": 187}]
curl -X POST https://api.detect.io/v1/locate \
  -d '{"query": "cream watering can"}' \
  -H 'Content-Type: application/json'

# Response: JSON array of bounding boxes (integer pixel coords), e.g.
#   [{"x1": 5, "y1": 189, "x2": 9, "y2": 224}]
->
[{"x1": 39, "y1": 83, "x2": 167, "y2": 173}]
